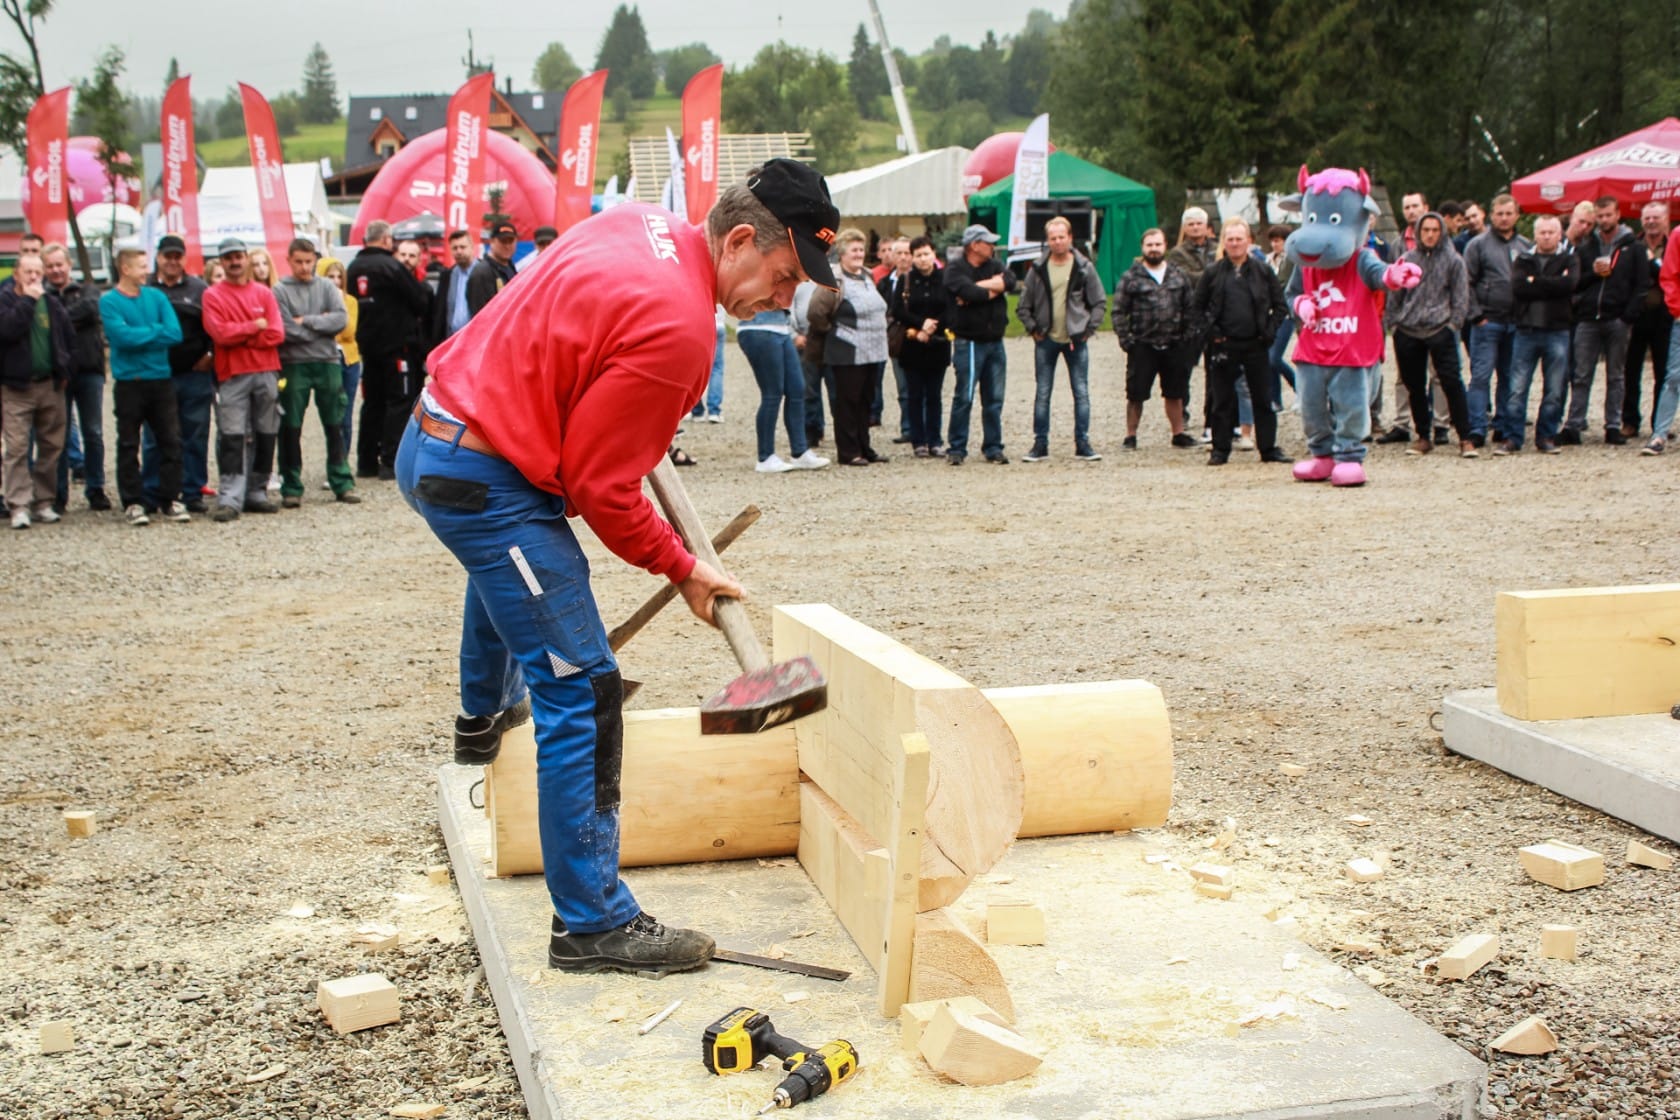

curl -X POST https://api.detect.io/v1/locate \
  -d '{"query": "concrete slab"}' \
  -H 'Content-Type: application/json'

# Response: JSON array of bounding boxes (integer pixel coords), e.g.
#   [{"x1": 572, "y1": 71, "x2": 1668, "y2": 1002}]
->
[
  {"x1": 439, "y1": 767, "x2": 1484, "y2": 1120},
  {"x1": 1443, "y1": 688, "x2": 1680, "y2": 844}
]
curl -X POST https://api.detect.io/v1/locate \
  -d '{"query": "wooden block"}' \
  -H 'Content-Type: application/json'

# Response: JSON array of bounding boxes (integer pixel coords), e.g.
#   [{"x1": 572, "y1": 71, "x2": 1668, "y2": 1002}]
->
[
  {"x1": 1188, "y1": 863, "x2": 1234, "y2": 887},
  {"x1": 1344, "y1": 814, "x2": 1374, "y2": 827},
  {"x1": 424, "y1": 865, "x2": 450, "y2": 885},
  {"x1": 1278, "y1": 763, "x2": 1308, "y2": 777},
  {"x1": 899, "y1": 996, "x2": 1008, "y2": 1053},
  {"x1": 1540, "y1": 924, "x2": 1579, "y2": 961},
  {"x1": 63, "y1": 811, "x2": 97, "y2": 838},
  {"x1": 985, "y1": 899, "x2": 1045, "y2": 945},
  {"x1": 1491, "y1": 1014, "x2": 1558, "y2": 1055},
  {"x1": 908, "y1": 908, "x2": 1015, "y2": 1023},
  {"x1": 1519, "y1": 840, "x2": 1605, "y2": 891},
  {"x1": 774, "y1": 604, "x2": 1024, "y2": 910},
  {"x1": 1195, "y1": 881, "x2": 1234, "y2": 900},
  {"x1": 39, "y1": 1021, "x2": 74, "y2": 1054},
  {"x1": 917, "y1": 1002, "x2": 1044, "y2": 1086},
  {"x1": 1345, "y1": 858, "x2": 1384, "y2": 882},
  {"x1": 1437, "y1": 933, "x2": 1499, "y2": 980},
  {"x1": 389, "y1": 1105, "x2": 445, "y2": 1119},
  {"x1": 317, "y1": 974, "x2": 400, "y2": 1034},
  {"x1": 1496, "y1": 585, "x2": 1680, "y2": 721},
  {"x1": 1627, "y1": 839, "x2": 1674, "y2": 871}
]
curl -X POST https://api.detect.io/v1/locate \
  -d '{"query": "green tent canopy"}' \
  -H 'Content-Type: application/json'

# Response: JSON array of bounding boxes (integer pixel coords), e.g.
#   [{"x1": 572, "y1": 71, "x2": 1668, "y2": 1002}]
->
[{"x1": 965, "y1": 150, "x2": 1157, "y2": 292}]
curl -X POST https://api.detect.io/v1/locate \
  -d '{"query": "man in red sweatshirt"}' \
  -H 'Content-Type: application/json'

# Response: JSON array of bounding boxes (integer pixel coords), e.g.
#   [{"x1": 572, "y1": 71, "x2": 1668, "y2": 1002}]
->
[
  {"x1": 202, "y1": 238, "x2": 285, "y2": 521},
  {"x1": 396, "y1": 160, "x2": 840, "y2": 977}
]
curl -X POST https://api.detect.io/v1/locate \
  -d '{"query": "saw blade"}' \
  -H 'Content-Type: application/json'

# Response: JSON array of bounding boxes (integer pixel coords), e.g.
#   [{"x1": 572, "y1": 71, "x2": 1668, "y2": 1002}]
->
[{"x1": 712, "y1": 949, "x2": 851, "y2": 982}]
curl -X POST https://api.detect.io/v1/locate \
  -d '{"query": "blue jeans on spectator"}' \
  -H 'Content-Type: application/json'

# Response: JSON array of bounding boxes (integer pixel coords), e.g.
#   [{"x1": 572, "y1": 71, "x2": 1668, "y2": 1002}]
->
[
  {"x1": 691, "y1": 322, "x2": 724, "y2": 418},
  {"x1": 396, "y1": 409, "x2": 637, "y2": 935},
  {"x1": 949, "y1": 338, "x2": 1007, "y2": 460},
  {"x1": 801, "y1": 352, "x2": 834, "y2": 442},
  {"x1": 1031, "y1": 338, "x2": 1092, "y2": 449},
  {"x1": 739, "y1": 329, "x2": 808, "y2": 462},
  {"x1": 1468, "y1": 320, "x2": 1517, "y2": 438},
  {"x1": 55, "y1": 372, "x2": 105, "y2": 503},
  {"x1": 143, "y1": 370, "x2": 217, "y2": 507},
  {"x1": 1268, "y1": 319, "x2": 1296, "y2": 410},
  {"x1": 1235, "y1": 374, "x2": 1254, "y2": 428},
  {"x1": 1509, "y1": 328, "x2": 1571, "y2": 449},
  {"x1": 340, "y1": 360, "x2": 362, "y2": 452},
  {"x1": 1650, "y1": 328, "x2": 1680, "y2": 442},
  {"x1": 1296, "y1": 361, "x2": 1373, "y2": 462}
]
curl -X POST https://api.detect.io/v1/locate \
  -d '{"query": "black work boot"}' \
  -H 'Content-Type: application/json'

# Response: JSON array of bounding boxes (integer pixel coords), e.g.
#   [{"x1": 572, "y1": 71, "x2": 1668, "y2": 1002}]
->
[
  {"x1": 453, "y1": 697, "x2": 532, "y2": 765},
  {"x1": 548, "y1": 912, "x2": 715, "y2": 976}
]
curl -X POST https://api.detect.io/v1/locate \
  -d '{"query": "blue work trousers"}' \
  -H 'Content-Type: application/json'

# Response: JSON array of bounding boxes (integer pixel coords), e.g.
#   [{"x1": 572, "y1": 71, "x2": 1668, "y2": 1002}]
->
[{"x1": 948, "y1": 338, "x2": 1007, "y2": 459}]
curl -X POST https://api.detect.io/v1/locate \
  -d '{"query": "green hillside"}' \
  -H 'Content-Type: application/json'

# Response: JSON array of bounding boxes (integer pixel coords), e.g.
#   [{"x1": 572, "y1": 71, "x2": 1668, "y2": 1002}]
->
[{"x1": 199, "y1": 120, "x2": 347, "y2": 169}]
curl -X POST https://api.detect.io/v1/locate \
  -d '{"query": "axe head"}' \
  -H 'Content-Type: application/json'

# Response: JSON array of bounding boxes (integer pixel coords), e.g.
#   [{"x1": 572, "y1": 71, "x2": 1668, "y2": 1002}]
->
[{"x1": 699, "y1": 654, "x2": 827, "y2": 735}]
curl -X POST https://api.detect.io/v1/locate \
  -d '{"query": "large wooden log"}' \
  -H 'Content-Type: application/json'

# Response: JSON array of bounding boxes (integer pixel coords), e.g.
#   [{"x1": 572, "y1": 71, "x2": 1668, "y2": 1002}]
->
[
  {"x1": 1496, "y1": 585, "x2": 1680, "y2": 720},
  {"x1": 485, "y1": 682, "x2": 1172, "y2": 878},
  {"x1": 772, "y1": 604, "x2": 1024, "y2": 910}
]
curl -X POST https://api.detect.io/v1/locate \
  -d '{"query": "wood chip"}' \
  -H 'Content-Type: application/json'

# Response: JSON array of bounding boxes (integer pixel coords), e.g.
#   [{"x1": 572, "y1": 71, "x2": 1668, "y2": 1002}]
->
[
  {"x1": 1236, "y1": 997, "x2": 1297, "y2": 1027},
  {"x1": 762, "y1": 944, "x2": 787, "y2": 960},
  {"x1": 286, "y1": 904, "x2": 315, "y2": 919},
  {"x1": 1627, "y1": 839, "x2": 1673, "y2": 871},
  {"x1": 389, "y1": 1105, "x2": 445, "y2": 1119},
  {"x1": 1279, "y1": 763, "x2": 1309, "y2": 777},
  {"x1": 1305, "y1": 989, "x2": 1350, "y2": 1011},
  {"x1": 1353, "y1": 964, "x2": 1390, "y2": 988},
  {"x1": 788, "y1": 928, "x2": 817, "y2": 939},
  {"x1": 244, "y1": 1065, "x2": 286, "y2": 1084},
  {"x1": 782, "y1": 990, "x2": 810, "y2": 1004},
  {"x1": 1281, "y1": 952, "x2": 1301, "y2": 971},
  {"x1": 1344, "y1": 814, "x2": 1374, "y2": 827},
  {"x1": 1165, "y1": 954, "x2": 1190, "y2": 966}
]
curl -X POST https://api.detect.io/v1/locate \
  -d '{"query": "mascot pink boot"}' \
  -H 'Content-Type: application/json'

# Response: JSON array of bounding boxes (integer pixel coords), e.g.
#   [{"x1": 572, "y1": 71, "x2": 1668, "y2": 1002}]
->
[{"x1": 1280, "y1": 167, "x2": 1420, "y2": 486}]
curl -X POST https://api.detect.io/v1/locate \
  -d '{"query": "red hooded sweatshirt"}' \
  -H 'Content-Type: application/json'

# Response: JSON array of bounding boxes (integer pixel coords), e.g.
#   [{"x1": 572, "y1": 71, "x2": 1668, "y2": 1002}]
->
[
  {"x1": 426, "y1": 204, "x2": 718, "y2": 584},
  {"x1": 202, "y1": 279, "x2": 284, "y2": 381}
]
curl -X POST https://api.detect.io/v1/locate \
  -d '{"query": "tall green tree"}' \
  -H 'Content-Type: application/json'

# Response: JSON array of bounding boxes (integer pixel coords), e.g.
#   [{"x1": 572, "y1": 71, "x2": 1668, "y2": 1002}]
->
[
  {"x1": 847, "y1": 24, "x2": 888, "y2": 118},
  {"x1": 300, "y1": 42, "x2": 338, "y2": 123},
  {"x1": 1005, "y1": 31, "x2": 1052, "y2": 116},
  {"x1": 660, "y1": 42, "x2": 720, "y2": 96},
  {"x1": 532, "y1": 41, "x2": 583, "y2": 92},
  {"x1": 163, "y1": 56, "x2": 179, "y2": 93},
  {"x1": 215, "y1": 87, "x2": 244, "y2": 138},
  {"x1": 1, "y1": 0, "x2": 93, "y2": 274},
  {"x1": 75, "y1": 45, "x2": 133, "y2": 257},
  {"x1": 723, "y1": 43, "x2": 859, "y2": 171},
  {"x1": 595, "y1": 5, "x2": 656, "y2": 98}
]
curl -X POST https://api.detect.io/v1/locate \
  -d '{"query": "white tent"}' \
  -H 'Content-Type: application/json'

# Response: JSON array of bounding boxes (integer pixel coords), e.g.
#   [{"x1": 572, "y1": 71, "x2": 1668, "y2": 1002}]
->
[
  {"x1": 197, "y1": 163, "x2": 334, "y2": 251},
  {"x1": 823, "y1": 147, "x2": 973, "y2": 236}
]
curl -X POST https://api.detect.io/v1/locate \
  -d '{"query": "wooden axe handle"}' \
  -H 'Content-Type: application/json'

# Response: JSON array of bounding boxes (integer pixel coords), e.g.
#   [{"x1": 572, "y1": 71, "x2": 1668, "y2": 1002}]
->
[
  {"x1": 607, "y1": 504, "x2": 760, "y2": 652},
  {"x1": 645, "y1": 456, "x2": 771, "y2": 672}
]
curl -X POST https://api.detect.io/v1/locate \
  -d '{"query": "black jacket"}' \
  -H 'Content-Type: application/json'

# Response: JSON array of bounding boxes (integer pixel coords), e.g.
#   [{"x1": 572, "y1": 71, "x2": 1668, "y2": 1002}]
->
[
  {"x1": 1572, "y1": 226, "x2": 1648, "y2": 323},
  {"x1": 1194, "y1": 254, "x2": 1287, "y2": 345},
  {"x1": 942, "y1": 251, "x2": 1017, "y2": 341},
  {"x1": 466, "y1": 256, "x2": 517, "y2": 318},
  {"x1": 148, "y1": 273, "x2": 213, "y2": 374},
  {"x1": 50, "y1": 278, "x2": 105, "y2": 376},
  {"x1": 887, "y1": 266, "x2": 951, "y2": 369},
  {"x1": 0, "y1": 283, "x2": 73, "y2": 389},
  {"x1": 347, "y1": 246, "x2": 432, "y2": 358},
  {"x1": 1512, "y1": 249, "x2": 1577, "y2": 332}
]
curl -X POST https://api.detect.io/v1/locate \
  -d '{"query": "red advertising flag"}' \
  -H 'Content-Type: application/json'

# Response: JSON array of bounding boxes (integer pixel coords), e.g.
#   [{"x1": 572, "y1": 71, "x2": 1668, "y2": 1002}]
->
[
  {"x1": 681, "y1": 64, "x2": 723, "y2": 225},
  {"x1": 444, "y1": 72, "x2": 495, "y2": 235},
  {"x1": 24, "y1": 87, "x2": 71, "y2": 246},
  {"x1": 239, "y1": 83, "x2": 294, "y2": 264},
  {"x1": 554, "y1": 70, "x2": 608, "y2": 235},
  {"x1": 160, "y1": 76, "x2": 204, "y2": 275}
]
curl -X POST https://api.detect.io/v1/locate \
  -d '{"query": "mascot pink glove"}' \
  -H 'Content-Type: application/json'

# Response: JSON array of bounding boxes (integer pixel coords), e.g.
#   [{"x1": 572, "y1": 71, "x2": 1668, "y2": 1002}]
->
[
  {"x1": 1383, "y1": 261, "x2": 1422, "y2": 290},
  {"x1": 1292, "y1": 294, "x2": 1318, "y2": 330}
]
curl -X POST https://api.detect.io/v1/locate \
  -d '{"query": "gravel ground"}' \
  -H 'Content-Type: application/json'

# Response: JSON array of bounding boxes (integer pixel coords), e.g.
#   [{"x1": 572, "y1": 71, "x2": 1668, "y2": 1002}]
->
[{"x1": 3, "y1": 337, "x2": 1678, "y2": 1119}]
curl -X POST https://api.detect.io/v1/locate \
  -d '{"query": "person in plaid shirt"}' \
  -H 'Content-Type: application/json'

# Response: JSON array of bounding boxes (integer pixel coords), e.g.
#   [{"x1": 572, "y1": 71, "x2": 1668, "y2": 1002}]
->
[{"x1": 1114, "y1": 228, "x2": 1198, "y2": 450}]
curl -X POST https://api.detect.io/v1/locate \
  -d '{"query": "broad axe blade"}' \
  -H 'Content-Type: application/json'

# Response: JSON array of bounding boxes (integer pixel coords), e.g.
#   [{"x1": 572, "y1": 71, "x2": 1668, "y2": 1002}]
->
[{"x1": 699, "y1": 654, "x2": 827, "y2": 735}]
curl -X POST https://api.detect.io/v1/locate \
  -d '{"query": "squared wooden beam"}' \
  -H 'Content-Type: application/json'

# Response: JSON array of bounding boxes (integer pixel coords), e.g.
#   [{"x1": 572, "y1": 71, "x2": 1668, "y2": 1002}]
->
[{"x1": 1496, "y1": 585, "x2": 1680, "y2": 720}]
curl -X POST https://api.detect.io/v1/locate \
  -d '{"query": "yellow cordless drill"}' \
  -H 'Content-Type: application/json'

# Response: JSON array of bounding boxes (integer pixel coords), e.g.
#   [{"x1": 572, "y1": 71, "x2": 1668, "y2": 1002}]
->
[{"x1": 701, "y1": 1007, "x2": 859, "y2": 1112}]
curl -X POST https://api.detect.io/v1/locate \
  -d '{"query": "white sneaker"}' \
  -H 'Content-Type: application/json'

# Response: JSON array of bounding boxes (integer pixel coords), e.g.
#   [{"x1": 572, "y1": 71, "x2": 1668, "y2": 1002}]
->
[
  {"x1": 167, "y1": 501, "x2": 192, "y2": 523},
  {"x1": 755, "y1": 454, "x2": 794, "y2": 473},
  {"x1": 33, "y1": 506, "x2": 61, "y2": 523},
  {"x1": 789, "y1": 449, "x2": 830, "y2": 470},
  {"x1": 706, "y1": 413, "x2": 724, "y2": 423},
  {"x1": 1198, "y1": 429, "x2": 1213, "y2": 445},
  {"x1": 10, "y1": 509, "x2": 29, "y2": 530},
  {"x1": 125, "y1": 504, "x2": 150, "y2": 526},
  {"x1": 1236, "y1": 436, "x2": 1256, "y2": 451}
]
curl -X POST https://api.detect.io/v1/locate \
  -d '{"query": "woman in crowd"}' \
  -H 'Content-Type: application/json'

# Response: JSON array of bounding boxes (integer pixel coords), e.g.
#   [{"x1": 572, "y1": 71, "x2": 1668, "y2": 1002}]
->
[
  {"x1": 204, "y1": 259, "x2": 227, "y2": 285},
  {"x1": 318, "y1": 257, "x2": 361, "y2": 456},
  {"x1": 248, "y1": 248, "x2": 277, "y2": 288},
  {"x1": 890, "y1": 236, "x2": 951, "y2": 457},
  {"x1": 808, "y1": 228, "x2": 890, "y2": 466},
  {"x1": 738, "y1": 308, "x2": 830, "y2": 472}
]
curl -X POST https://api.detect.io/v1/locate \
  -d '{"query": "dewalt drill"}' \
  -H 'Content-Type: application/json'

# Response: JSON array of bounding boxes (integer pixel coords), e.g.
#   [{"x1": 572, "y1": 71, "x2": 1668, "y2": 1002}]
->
[{"x1": 701, "y1": 1007, "x2": 859, "y2": 1112}]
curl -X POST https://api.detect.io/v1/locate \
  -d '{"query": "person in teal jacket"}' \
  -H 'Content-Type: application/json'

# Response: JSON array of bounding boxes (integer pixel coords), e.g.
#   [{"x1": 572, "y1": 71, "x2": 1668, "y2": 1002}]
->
[{"x1": 100, "y1": 247, "x2": 186, "y2": 525}]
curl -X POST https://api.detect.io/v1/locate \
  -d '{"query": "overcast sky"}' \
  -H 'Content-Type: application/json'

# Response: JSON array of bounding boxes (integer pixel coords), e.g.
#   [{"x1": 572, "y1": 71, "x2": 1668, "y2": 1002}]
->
[{"x1": 29, "y1": 0, "x2": 1055, "y2": 101}]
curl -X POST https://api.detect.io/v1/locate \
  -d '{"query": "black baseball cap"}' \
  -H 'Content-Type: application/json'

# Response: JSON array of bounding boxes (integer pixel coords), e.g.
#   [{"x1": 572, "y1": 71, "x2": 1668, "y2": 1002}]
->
[
  {"x1": 490, "y1": 221, "x2": 518, "y2": 240},
  {"x1": 533, "y1": 225, "x2": 558, "y2": 244},
  {"x1": 157, "y1": 234, "x2": 186, "y2": 255},
  {"x1": 746, "y1": 158, "x2": 840, "y2": 290}
]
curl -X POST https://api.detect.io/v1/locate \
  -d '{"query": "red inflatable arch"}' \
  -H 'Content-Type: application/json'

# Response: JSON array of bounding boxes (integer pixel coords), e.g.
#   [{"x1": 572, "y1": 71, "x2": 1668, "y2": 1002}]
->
[
  {"x1": 961, "y1": 132, "x2": 1059, "y2": 200},
  {"x1": 351, "y1": 129, "x2": 556, "y2": 243}
]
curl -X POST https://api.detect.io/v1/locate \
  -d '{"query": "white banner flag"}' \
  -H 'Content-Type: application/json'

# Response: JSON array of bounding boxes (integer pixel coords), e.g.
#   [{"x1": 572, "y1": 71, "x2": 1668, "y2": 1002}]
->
[
  {"x1": 660, "y1": 127, "x2": 687, "y2": 217},
  {"x1": 1007, "y1": 113, "x2": 1051, "y2": 252}
]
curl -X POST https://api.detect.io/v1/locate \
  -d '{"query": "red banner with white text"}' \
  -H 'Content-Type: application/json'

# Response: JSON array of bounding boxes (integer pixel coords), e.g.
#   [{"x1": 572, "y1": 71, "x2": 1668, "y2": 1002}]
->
[
  {"x1": 554, "y1": 70, "x2": 608, "y2": 235},
  {"x1": 444, "y1": 72, "x2": 494, "y2": 236},
  {"x1": 239, "y1": 83, "x2": 294, "y2": 263},
  {"x1": 161, "y1": 77, "x2": 204, "y2": 274},
  {"x1": 681, "y1": 64, "x2": 723, "y2": 225},
  {"x1": 24, "y1": 87, "x2": 71, "y2": 246}
]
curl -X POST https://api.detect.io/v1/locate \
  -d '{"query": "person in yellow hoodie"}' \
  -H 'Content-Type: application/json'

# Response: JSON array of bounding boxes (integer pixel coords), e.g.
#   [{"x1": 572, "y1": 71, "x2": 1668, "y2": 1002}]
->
[{"x1": 319, "y1": 256, "x2": 361, "y2": 459}]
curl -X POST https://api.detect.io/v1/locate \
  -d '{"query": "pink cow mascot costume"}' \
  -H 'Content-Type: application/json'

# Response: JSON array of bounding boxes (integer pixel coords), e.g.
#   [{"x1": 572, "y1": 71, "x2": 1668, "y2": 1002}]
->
[{"x1": 1280, "y1": 166, "x2": 1421, "y2": 486}]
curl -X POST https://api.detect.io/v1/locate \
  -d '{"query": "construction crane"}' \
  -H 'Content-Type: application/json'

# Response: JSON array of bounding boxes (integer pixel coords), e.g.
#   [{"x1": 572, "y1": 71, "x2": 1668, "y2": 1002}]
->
[{"x1": 865, "y1": 0, "x2": 920, "y2": 155}]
